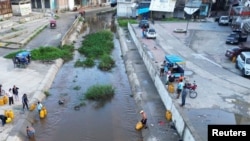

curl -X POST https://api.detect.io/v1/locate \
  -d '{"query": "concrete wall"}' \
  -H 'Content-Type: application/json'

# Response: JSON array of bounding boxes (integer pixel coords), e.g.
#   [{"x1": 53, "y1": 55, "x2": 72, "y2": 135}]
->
[
  {"x1": 12, "y1": 2, "x2": 32, "y2": 16},
  {"x1": 127, "y1": 23, "x2": 203, "y2": 141},
  {"x1": 117, "y1": 2, "x2": 133, "y2": 17},
  {"x1": 60, "y1": 16, "x2": 81, "y2": 46}
]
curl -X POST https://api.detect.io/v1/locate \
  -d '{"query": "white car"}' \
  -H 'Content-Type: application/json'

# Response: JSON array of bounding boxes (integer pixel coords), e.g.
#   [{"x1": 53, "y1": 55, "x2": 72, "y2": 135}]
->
[
  {"x1": 145, "y1": 28, "x2": 156, "y2": 39},
  {"x1": 235, "y1": 52, "x2": 250, "y2": 77},
  {"x1": 218, "y1": 16, "x2": 229, "y2": 25}
]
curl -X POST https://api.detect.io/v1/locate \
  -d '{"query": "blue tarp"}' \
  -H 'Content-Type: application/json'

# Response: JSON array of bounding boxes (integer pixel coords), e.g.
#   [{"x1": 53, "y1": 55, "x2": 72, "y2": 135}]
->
[
  {"x1": 138, "y1": 8, "x2": 150, "y2": 15},
  {"x1": 16, "y1": 51, "x2": 31, "y2": 58},
  {"x1": 165, "y1": 55, "x2": 185, "y2": 64}
]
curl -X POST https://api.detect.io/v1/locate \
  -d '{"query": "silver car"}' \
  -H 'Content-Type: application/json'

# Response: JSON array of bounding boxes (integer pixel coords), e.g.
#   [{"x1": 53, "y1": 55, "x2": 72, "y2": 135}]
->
[{"x1": 145, "y1": 28, "x2": 156, "y2": 39}]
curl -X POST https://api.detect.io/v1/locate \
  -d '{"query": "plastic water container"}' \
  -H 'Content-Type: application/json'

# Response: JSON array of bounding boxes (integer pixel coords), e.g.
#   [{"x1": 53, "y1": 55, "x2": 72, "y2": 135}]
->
[
  {"x1": 0, "y1": 98, "x2": 4, "y2": 105},
  {"x1": 166, "y1": 110, "x2": 172, "y2": 121},
  {"x1": 40, "y1": 110, "x2": 45, "y2": 118}
]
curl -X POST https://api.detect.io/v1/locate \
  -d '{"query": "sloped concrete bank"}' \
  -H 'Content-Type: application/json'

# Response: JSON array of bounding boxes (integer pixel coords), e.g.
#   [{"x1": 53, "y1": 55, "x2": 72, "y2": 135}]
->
[
  {"x1": 6, "y1": 59, "x2": 63, "y2": 141},
  {"x1": 126, "y1": 23, "x2": 203, "y2": 141}
]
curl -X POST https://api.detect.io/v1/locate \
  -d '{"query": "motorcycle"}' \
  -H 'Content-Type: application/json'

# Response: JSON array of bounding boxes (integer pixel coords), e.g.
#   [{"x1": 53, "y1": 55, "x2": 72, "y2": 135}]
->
[{"x1": 186, "y1": 81, "x2": 198, "y2": 98}]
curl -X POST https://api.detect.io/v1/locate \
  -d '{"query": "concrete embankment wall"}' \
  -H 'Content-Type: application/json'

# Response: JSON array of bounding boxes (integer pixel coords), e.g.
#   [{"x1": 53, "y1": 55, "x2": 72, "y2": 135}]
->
[
  {"x1": 6, "y1": 59, "x2": 63, "y2": 141},
  {"x1": 127, "y1": 23, "x2": 202, "y2": 141},
  {"x1": 61, "y1": 16, "x2": 82, "y2": 46}
]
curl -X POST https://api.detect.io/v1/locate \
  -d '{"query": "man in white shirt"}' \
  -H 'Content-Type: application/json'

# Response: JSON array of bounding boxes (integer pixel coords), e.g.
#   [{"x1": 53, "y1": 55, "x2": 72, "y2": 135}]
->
[{"x1": 7, "y1": 88, "x2": 14, "y2": 105}]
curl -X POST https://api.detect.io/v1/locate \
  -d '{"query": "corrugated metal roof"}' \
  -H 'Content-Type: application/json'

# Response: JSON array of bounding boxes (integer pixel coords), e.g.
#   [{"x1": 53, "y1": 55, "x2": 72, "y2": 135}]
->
[{"x1": 185, "y1": 0, "x2": 202, "y2": 8}]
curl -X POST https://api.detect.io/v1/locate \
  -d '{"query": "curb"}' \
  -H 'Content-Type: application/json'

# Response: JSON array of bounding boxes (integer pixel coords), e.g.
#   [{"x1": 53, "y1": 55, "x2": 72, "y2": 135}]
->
[
  {"x1": 0, "y1": 23, "x2": 48, "y2": 49},
  {"x1": 20, "y1": 23, "x2": 48, "y2": 47}
]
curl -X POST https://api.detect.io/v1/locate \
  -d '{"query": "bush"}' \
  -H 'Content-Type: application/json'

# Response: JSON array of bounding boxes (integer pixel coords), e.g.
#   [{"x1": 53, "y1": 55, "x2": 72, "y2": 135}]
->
[
  {"x1": 83, "y1": 58, "x2": 95, "y2": 67},
  {"x1": 4, "y1": 44, "x2": 74, "y2": 62},
  {"x1": 78, "y1": 30, "x2": 115, "y2": 70},
  {"x1": 117, "y1": 18, "x2": 137, "y2": 27},
  {"x1": 84, "y1": 85, "x2": 115, "y2": 100},
  {"x1": 79, "y1": 30, "x2": 113, "y2": 58},
  {"x1": 98, "y1": 54, "x2": 115, "y2": 71},
  {"x1": 74, "y1": 58, "x2": 95, "y2": 68}
]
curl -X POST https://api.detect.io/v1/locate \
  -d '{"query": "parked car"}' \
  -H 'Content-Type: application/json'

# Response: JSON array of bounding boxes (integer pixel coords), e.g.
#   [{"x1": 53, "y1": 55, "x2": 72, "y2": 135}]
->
[
  {"x1": 226, "y1": 36, "x2": 239, "y2": 45},
  {"x1": 218, "y1": 16, "x2": 230, "y2": 25},
  {"x1": 145, "y1": 28, "x2": 156, "y2": 39},
  {"x1": 225, "y1": 32, "x2": 248, "y2": 45},
  {"x1": 235, "y1": 52, "x2": 250, "y2": 77},
  {"x1": 225, "y1": 47, "x2": 250, "y2": 61},
  {"x1": 139, "y1": 20, "x2": 149, "y2": 29}
]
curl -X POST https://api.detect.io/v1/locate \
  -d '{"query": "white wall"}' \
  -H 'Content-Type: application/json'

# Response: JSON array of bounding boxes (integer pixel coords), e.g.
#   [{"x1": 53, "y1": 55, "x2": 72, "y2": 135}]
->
[
  {"x1": 12, "y1": 3, "x2": 32, "y2": 16},
  {"x1": 68, "y1": 0, "x2": 75, "y2": 11},
  {"x1": 127, "y1": 23, "x2": 203, "y2": 141},
  {"x1": 117, "y1": 2, "x2": 133, "y2": 17}
]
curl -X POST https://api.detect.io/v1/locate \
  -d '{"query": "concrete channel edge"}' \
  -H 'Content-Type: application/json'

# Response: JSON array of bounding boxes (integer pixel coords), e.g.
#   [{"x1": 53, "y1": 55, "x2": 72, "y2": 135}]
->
[
  {"x1": 5, "y1": 59, "x2": 63, "y2": 141},
  {"x1": 126, "y1": 23, "x2": 203, "y2": 141}
]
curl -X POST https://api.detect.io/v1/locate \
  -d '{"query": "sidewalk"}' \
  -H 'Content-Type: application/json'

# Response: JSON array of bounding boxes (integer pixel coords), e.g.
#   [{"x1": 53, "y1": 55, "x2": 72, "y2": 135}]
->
[{"x1": 128, "y1": 20, "x2": 250, "y2": 141}]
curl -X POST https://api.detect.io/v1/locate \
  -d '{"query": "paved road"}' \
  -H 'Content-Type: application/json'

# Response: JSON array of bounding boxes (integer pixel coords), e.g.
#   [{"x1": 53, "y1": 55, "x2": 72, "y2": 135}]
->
[{"x1": 130, "y1": 20, "x2": 250, "y2": 141}]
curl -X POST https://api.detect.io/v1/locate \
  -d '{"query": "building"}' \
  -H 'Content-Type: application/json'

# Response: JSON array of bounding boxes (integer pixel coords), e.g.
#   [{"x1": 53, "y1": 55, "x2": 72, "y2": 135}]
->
[
  {"x1": 30, "y1": 0, "x2": 109, "y2": 13},
  {"x1": 117, "y1": 0, "x2": 215, "y2": 19},
  {"x1": 0, "y1": 0, "x2": 13, "y2": 20},
  {"x1": 11, "y1": 0, "x2": 32, "y2": 16}
]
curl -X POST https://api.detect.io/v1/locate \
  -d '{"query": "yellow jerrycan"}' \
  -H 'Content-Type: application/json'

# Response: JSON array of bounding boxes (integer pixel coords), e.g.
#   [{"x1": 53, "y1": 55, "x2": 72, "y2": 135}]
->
[
  {"x1": 40, "y1": 110, "x2": 45, "y2": 118},
  {"x1": 29, "y1": 103, "x2": 36, "y2": 111},
  {"x1": 42, "y1": 107, "x2": 47, "y2": 116},
  {"x1": 135, "y1": 121, "x2": 143, "y2": 130},
  {"x1": 168, "y1": 84, "x2": 175, "y2": 93},
  {"x1": 0, "y1": 98, "x2": 4, "y2": 106},
  {"x1": 6, "y1": 117, "x2": 12, "y2": 123},
  {"x1": 166, "y1": 110, "x2": 172, "y2": 121},
  {"x1": 3, "y1": 95, "x2": 8, "y2": 104},
  {"x1": 9, "y1": 110, "x2": 14, "y2": 119},
  {"x1": 4, "y1": 110, "x2": 10, "y2": 117}
]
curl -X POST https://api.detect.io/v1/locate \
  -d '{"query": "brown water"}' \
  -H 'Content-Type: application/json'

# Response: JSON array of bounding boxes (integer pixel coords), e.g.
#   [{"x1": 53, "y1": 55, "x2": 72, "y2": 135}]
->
[{"x1": 31, "y1": 13, "x2": 142, "y2": 141}]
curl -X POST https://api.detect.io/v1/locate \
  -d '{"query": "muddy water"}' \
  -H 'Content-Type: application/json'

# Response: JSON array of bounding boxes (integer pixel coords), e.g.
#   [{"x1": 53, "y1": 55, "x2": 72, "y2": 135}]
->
[{"x1": 32, "y1": 13, "x2": 142, "y2": 141}]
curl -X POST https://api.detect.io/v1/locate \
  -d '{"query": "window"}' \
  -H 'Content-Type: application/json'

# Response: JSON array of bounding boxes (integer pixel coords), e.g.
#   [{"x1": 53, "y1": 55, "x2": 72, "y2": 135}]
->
[{"x1": 246, "y1": 58, "x2": 250, "y2": 64}]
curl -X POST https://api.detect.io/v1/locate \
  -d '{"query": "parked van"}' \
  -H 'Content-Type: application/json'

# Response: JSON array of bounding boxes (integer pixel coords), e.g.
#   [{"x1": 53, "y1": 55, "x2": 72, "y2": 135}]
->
[
  {"x1": 218, "y1": 16, "x2": 230, "y2": 25},
  {"x1": 235, "y1": 52, "x2": 250, "y2": 77}
]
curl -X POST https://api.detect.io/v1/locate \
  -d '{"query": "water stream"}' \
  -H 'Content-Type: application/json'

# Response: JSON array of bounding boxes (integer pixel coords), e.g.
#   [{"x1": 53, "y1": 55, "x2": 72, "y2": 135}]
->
[{"x1": 32, "y1": 13, "x2": 142, "y2": 141}]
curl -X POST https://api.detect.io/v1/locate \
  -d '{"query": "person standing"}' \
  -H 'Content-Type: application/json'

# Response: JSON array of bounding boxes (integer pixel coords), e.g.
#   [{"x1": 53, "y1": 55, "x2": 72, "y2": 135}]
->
[
  {"x1": 165, "y1": 71, "x2": 171, "y2": 85},
  {"x1": 176, "y1": 79, "x2": 184, "y2": 99},
  {"x1": 0, "y1": 84, "x2": 2, "y2": 96},
  {"x1": 22, "y1": 94, "x2": 29, "y2": 111},
  {"x1": 7, "y1": 88, "x2": 14, "y2": 105},
  {"x1": 12, "y1": 85, "x2": 19, "y2": 101},
  {"x1": 140, "y1": 110, "x2": 148, "y2": 129},
  {"x1": 37, "y1": 101, "x2": 43, "y2": 114},
  {"x1": 180, "y1": 84, "x2": 188, "y2": 107}
]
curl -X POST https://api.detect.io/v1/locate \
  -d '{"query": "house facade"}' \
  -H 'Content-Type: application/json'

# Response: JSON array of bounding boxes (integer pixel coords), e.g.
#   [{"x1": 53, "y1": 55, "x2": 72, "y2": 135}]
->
[
  {"x1": 0, "y1": 0, "x2": 13, "y2": 19},
  {"x1": 30, "y1": 0, "x2": 109, "y2": 13},
  {"x1": 11, "y1": 0, "x2": 32, "y2": 16},
  {"x1": 116, "y1": 0, "x2": 231, "y2": 19}
]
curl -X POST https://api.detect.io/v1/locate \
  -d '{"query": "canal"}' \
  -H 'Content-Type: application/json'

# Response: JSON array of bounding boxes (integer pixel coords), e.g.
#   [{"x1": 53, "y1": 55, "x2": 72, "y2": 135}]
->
[{"x1": 32, "y1": 12, "x2": 142, "y2": 141}]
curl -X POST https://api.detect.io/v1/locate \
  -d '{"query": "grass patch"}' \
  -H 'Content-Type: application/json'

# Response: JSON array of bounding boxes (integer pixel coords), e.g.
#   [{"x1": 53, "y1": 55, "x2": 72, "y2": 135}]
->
[
  {"x1": 78, "y1": 30, "x2": 115, "y2": 71},
  {"x1": 117, "y1": 18, "x2": 137, "y2": 27},
  {"x1": 4, "y1": 44, "x2": 74, "y2": 62},
  {"x1": 74, "y1": 58, "x2": 95, "y2": 68},
  {"x1": 74, "y1": 59, "x2": 85, "y2": 67},
  {"x1": 98, "y1": 54, "x2": 115, "y2": 71},
  {"x1": 162, "y1": 17, "x2": 186, "y2": 22},
  {"x1": 73, "y1": 86, "x2": 81, "y2": 90},
  {"x1": 84, "y1": 84, "x2": 115, "y2": 101},
  {"x1": 44, "y1": 91, "x2": 51, "y2": 97}
]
